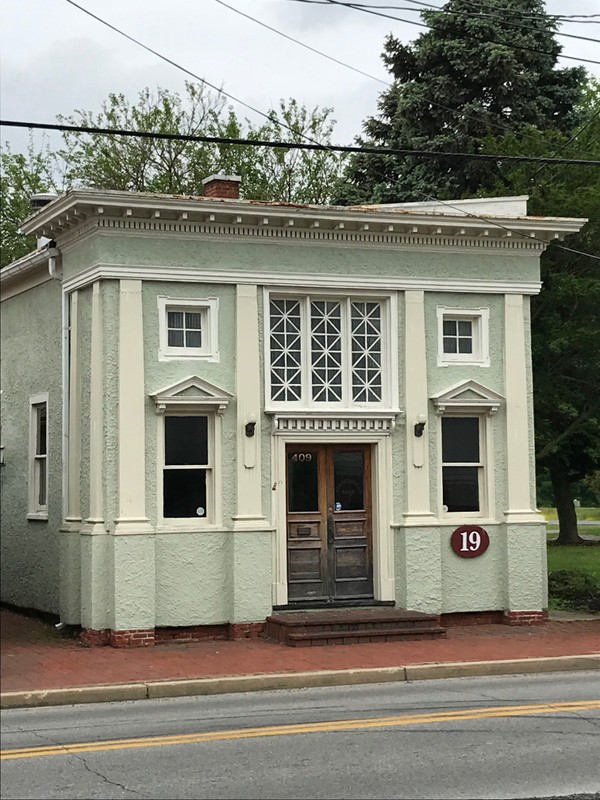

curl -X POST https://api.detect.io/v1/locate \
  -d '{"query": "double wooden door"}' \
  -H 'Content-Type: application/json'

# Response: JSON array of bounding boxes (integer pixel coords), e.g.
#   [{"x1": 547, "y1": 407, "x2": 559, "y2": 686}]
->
[{"x1": 286, "y1": 443, "x2": 373, "y2": 603}]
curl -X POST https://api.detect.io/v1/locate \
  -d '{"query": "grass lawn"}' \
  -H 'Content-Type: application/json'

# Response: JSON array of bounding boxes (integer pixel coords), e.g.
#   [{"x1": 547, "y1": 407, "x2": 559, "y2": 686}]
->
[
  {"x1": 540, "y1": 506, "x2": 600, "y2": 521},
  {"x1": 546, "y1": 545, "x2": 600, "y2": 578}
]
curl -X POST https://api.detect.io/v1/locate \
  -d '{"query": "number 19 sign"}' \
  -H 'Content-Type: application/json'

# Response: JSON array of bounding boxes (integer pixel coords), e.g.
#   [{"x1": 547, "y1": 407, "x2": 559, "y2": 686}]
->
[{"x1": 450, "y1": 525, "x2": 489, "y2": 558}]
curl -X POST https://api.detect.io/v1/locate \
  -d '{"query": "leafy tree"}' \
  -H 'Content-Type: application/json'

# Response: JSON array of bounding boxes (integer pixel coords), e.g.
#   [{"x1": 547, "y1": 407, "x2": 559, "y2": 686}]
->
[
  {"x1": 334, "y1": 0, "x2": 586, "y2": 205},
  {"x1": 485, "y1": 81, "x2": 600, "y2": 543},
  {"x1": 0, "y1": 137, "x2": 59, "y2": 268}
]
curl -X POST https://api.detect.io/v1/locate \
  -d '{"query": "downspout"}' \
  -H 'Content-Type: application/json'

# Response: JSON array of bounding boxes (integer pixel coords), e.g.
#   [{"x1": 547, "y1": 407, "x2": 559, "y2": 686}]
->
[{"x1": 47, "y1": 242, "x2": 70, "y2": 526}]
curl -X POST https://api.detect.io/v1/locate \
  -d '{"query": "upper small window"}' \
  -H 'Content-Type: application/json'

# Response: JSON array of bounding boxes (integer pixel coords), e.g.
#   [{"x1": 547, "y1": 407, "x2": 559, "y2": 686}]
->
[
  {"x1": 437, "y1": 307, "x2": 489, "y2": 367},
  {"x1": 28, "y1": 394, "x2": 48, "y2": 519},
  {"x1": 158, "y1": 297, "x2": 219, "y2": 361}
]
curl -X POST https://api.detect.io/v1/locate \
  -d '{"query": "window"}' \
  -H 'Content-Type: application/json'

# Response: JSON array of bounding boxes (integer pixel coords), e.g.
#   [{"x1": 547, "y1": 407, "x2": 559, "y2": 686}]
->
[
  {"x1": 158, "y1": 297, "x2": 219, "y2": 361},
  {"x1": 268, "y1": 295, "x2": 389, "y2": 407},
  {"x1": 162, "y1": 415, "x2": 212, "y2": 519},
  {"x1": 441, "y1": 416, "x2": 483, "y2": 514},
  {"x1": 437, "y1": 307, "x2": 489, "y2": 367},
  {"x1": 28, "y1": 394, "x2": 48, "y2": 519}
]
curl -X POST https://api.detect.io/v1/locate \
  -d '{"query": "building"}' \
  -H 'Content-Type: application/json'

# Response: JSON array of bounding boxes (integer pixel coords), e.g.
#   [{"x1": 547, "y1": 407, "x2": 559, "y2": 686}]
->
[{"x1": 0, "y1": 176, "x2": 586, "y2": 645}]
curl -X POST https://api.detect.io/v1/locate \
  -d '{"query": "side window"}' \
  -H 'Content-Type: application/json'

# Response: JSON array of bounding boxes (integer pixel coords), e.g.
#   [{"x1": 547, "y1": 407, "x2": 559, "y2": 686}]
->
[
  {"x1": 28, "y1": 394, "x2": 48, "y2": 519},
  {"x1": 158, "y1": 297, "x2": 219, "y2": 361},
  {"x1": 441, "y1": 416, "x2": 483, "y2": 514},
  {"x1": 162, "y1": 415, "x2": 212, "y2": 520},
  {"x1": 437, "y1": 307, "x2": 489, "y2": 367}
]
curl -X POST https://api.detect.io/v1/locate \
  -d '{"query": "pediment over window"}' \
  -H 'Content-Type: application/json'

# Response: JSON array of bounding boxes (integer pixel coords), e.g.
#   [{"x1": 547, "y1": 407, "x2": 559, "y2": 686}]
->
[
  {"x1": 150, "y1": 375, "x2": 233, "y2": 415},
  {"x1": 430, "y1": 379, "x2": 504, "y2": 415}
]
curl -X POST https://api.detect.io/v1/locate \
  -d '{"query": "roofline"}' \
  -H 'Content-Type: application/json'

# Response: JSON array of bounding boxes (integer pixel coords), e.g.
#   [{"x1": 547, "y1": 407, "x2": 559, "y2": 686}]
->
[{"x1": 20, "y1": 188, "x2": 588, "y2": 242}]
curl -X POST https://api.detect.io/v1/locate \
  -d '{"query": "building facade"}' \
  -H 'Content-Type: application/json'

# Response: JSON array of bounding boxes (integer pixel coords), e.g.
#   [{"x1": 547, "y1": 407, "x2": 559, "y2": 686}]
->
[{"x1": 0, "y1": 178, "x2": 586, "y2": 644}]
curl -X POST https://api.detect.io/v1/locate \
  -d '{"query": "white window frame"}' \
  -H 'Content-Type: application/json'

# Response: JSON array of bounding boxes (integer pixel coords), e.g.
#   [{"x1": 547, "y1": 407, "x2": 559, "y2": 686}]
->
[
  {"x1": 158, "y1": 411, "x2": 217, "y2": 529},
  {"x1": 265, "y1": 290, "x2": 397, "y2": 412},
  {"x1": 28, "y1": 393, "x2": 48, "y2": 520},
  {"x1": 437, "y1": 411, "x2": 494, "y2": 521},
  {"x1": 437, "y1": 307, "x2": 490, "y2": 367},
  {"x1": 158, "y1": 296, "x2": 219, "y2": 362}
]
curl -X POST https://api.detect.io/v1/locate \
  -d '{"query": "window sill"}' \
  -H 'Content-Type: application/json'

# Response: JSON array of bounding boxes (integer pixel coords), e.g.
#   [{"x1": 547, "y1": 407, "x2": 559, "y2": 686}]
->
[
  {"x1": 158, "y1": 352, "x2": 219, "y2": 363},
  {"x1": 27, "y1": 512, "x2": 48, "y2": 522},
  {"x1": 437, "y1": 359, "x2": 490, "y2": 368},
  {"x1": 156, "y1": 522, "x2": 222, "y2": 533}
]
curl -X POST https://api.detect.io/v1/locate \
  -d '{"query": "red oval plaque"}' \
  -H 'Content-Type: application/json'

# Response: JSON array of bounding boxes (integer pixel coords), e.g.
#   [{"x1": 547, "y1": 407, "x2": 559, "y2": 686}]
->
[{"x1": 450, "y1": 525, "x2": 489, "y2": 558}]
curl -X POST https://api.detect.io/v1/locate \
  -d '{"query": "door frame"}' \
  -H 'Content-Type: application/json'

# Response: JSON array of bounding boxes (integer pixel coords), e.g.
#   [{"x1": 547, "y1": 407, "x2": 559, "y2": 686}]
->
[{"x1": 271, "y1": 430, "x2": 395, "y2": 607}]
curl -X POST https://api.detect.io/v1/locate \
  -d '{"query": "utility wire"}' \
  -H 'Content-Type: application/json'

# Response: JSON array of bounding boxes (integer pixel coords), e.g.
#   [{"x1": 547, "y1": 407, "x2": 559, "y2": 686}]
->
[
  {"x1": 386, "y1": 0, "x2": 600, "y2": 44},
  {"x1": 287, "y1": 0, "x2": 600, "y2": 64},
  {"x1": 416, "y1": 192, "x2": 599, "y2": 262},
  {"x1": 215, "y1": 0, "x2": 597, "y2": 160},
  {"x1": 2, "y1": 119, "x2": 600, "y2": 166},
  {"x1": 529, "y1": 109, "x2": 600, "y2": 184},
  {"x1": 62, "y1": 0, "x2": 338, "y2": 155}
]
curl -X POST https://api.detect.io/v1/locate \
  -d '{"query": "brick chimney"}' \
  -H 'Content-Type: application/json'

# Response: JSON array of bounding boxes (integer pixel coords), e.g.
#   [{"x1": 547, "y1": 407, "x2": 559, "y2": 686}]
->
[{"x1": 202, "y1": 174, "x2": 241, "y2": 199}]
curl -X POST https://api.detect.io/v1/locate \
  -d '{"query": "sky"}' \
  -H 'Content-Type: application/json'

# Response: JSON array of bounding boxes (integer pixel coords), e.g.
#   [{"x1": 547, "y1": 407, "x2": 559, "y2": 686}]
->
[{"x1": 1, "y1": 0, "x2": 600, "y2": 160}]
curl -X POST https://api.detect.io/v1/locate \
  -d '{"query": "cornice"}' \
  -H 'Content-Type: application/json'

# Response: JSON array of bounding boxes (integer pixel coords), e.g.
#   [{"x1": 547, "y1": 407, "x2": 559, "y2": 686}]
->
[{"x1": 20, "y1": 189, "x2": 586, "y2": 248}]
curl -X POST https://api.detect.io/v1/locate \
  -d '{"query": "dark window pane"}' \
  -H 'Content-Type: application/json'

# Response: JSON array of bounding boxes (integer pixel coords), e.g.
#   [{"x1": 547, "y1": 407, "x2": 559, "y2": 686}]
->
[
  {"x1": 458, "y1": 320, "x2": 472, "y2": 336},
  {"x1": 458, "y1": 338, "x2": 473, "y2": 354},
  {"x1": 443, "y1": 320, "x2": 456, "y2": 336},
  {"x1": 167, "y1": 311, "x2": 183, "y2": 329},
  {"x1": 165, "y1": 417, "x2": 208, "y2": 465},
  {"x1": 185, "y1": 312, "x2": 202, "y2": 330},
  {"x1": 334, "y1": 451, "x2": 364, "y2": 510},
  {"x1": 442, "y1": 417, "x2": 479, "y2": 463},
  {"x1": 168, "y1": 330, "x2": 184, "y2": 347},
  {"x1": 185, "y1": 330, "x2": 202, "y2": 348},
  {"x1": 37, "y1": 407, "x2": 47, "y2": 455},
  {"x1": 288, "y1": 452, "x2": 319, "y2": 512},
  {"x1": 163, "y1": 469, "x2": 206, "y2": 518},
  {"x1": 443, "y1": 466, "x2": 479, "y2": 512},
  {"x1": 37, "y1": 459, "x2": 47, "y2": 506},
  {"x1": 443, "y1": 337, "x2": 457, "y2": 353}
]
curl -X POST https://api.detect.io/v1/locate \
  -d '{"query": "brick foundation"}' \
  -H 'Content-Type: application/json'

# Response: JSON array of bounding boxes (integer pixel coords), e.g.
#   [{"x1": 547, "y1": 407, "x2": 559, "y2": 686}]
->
[
  {"x1": 80, "y1": 622, "x2": 265, "y2": 648},
  {"x1": 503, "y1": 610, "x2": 548, "y2": 626},
  {"x1": 441, "y1": 611, "x2": 504, "y2": 626}
]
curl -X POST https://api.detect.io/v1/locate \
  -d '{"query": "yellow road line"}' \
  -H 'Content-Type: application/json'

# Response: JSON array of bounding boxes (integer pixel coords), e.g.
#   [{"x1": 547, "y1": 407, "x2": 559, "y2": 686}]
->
[{"x1": 2, "y1": 700, "x2": 599, "y2": 761}]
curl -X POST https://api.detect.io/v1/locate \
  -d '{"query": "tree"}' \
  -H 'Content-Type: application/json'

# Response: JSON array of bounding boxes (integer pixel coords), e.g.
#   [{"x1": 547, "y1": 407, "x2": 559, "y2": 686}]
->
[
  {"x1": 58, "y1": 85, "x2": 344, "y2": 202},
  {"x1": 334, "y1": 0, "x2": 586, "y2": 205},
  {"x1": 0, "y1": 137, "x2": 59, "y2": 268},
  {"x1": 484, "y1": 81, "x2": 600, "y2": 543}
]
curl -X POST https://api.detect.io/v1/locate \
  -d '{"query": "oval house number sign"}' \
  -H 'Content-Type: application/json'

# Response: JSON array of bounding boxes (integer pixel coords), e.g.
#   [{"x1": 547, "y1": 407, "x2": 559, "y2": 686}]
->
[{"x1": 450, "y1": 525, "x2": 490, "y2": 558}]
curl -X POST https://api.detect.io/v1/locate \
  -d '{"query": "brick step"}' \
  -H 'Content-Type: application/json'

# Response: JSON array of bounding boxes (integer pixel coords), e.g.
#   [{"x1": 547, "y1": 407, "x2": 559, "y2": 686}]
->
[
  {"x1": 265, "y1": 607, "x2": 446, "y2": 646},
  {"x1": 285, "y1": 626, "x2": 446, "y2": 647}
]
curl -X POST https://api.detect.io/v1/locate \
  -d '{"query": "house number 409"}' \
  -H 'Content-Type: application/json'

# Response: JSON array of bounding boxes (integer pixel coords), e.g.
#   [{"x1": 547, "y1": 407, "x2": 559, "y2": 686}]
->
[
  {"x1": 291, "y1": 453, "x2": 312, "y2": 462},
  {"x1": 450, "y1": 525, "x2": 490, "y2": 558}
]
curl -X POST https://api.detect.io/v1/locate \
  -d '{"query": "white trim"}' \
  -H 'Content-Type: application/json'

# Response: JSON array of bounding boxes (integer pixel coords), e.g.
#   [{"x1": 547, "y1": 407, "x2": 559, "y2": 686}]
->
[
  {"x1": 436, "y1": 306, "x2": 490, "y2": 367},
  {"x1": 271, "y1": 433, "x2": 395, "y2": 607},
  {"x1": 84, "y1": 282, "x2": 104, "y2": 530},
  {"x1": 436, "y1": 411, "x2": 496, "y2": 521},
  {"x1": 431, "y1": 379, "x2": 504, "y2": 415},
  {"x1": 264, "y1": 289, "x2": 396, "y2": 412},
  {"x1": 65, "y1": 291, "x2": 81, "y2": 525},
  {"x1": 62, "y1": 263, "x2": 544, "y2": 297},
  {"x1": 157, "y1": 296, "x2": 219, "y2": 362},
  {"x1": 150, "y1": 375, "x2": 233, "y2": 416},
  {"x1": 28, "y1": 392, "x2": 49, "y2": 520}
]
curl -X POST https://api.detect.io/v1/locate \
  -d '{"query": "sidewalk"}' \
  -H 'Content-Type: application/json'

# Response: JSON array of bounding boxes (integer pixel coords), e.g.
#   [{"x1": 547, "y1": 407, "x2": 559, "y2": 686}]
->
[{"x1": 1, "y1": 607, "x2": 599, "y2": 709}]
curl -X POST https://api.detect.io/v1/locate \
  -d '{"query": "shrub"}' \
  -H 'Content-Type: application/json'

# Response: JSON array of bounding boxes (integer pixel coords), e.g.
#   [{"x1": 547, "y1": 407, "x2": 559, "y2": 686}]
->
[{"x1": 548, "y1": 570, "x2": 600, "y2": 612}]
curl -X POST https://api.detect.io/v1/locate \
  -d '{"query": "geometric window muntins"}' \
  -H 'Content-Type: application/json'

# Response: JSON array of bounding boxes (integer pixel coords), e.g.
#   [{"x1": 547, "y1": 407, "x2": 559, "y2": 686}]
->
[
  {"x1": 158, "y1": 296, "x2": 219, "y2": 362},
  {"x1": 268, "y1": 294, "x2": 387, "y2": 408},
  {"x1": 437, "y1": 306, "x2": 490, "y2": 367}
]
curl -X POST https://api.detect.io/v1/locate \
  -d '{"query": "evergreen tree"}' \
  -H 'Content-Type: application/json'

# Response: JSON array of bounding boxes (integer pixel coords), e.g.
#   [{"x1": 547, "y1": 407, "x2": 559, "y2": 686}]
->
[{"x1": 334, "y1": 0, "x2": 586, "y2": 204}]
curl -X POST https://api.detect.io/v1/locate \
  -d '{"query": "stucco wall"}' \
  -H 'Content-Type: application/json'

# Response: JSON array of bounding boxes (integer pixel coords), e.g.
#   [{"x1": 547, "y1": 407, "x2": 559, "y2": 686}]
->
[{"x1": 0, "y1": 279, "x2": 63, "y2": 613}]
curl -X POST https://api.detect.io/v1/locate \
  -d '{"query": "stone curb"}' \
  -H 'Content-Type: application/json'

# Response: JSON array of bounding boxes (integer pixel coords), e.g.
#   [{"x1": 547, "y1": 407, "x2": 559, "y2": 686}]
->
[{"x1": 2, "y1": 656, "x2": 599, "y2": 710}]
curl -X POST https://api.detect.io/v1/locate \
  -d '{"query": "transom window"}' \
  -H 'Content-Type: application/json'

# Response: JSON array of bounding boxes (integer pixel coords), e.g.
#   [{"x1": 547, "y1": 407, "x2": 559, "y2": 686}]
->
[
  {"x1": 163, "y1": 416, "x2": 212, "y2": 519},
  {"x1": 269, "y1": 296, "x2": 387, "y2": 407},
  {"x1": 158, "y1": 297, "x2": 219, "y2": 361},
  {"x1": 441, "y1": 416, "x2": 484, "y2": 514},
  {"x1": 437, "y1": 307, "x2": 490, "y2": 367},
  {"x1": 28, "y1": 394, "x2": 48, "y2": 519}
]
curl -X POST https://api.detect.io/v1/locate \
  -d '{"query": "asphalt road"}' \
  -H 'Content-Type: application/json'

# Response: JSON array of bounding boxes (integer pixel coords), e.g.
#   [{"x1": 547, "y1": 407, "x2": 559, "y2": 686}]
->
[{"x1": 1, "y1": 672, "x2": 599, "y2": 799}]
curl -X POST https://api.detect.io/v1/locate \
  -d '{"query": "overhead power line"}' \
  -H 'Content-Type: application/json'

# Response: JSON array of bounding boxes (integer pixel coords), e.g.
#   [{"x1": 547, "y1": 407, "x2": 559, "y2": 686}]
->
[
  {"x1": 2, "y1": 119, "x2": 600, "y2": 167},
  {"x1": 287, "y1": 0, "x2": 600, "y2": 64},
  {"x1": 62, "y1": 0, "x2": 337, "y2": 155}
]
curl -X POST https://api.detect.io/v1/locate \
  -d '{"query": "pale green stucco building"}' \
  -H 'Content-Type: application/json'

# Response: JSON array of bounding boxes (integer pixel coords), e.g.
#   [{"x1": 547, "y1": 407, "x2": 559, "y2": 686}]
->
[{"x1": 0, "y1": 177, "x2": 586, "y2": 644}]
